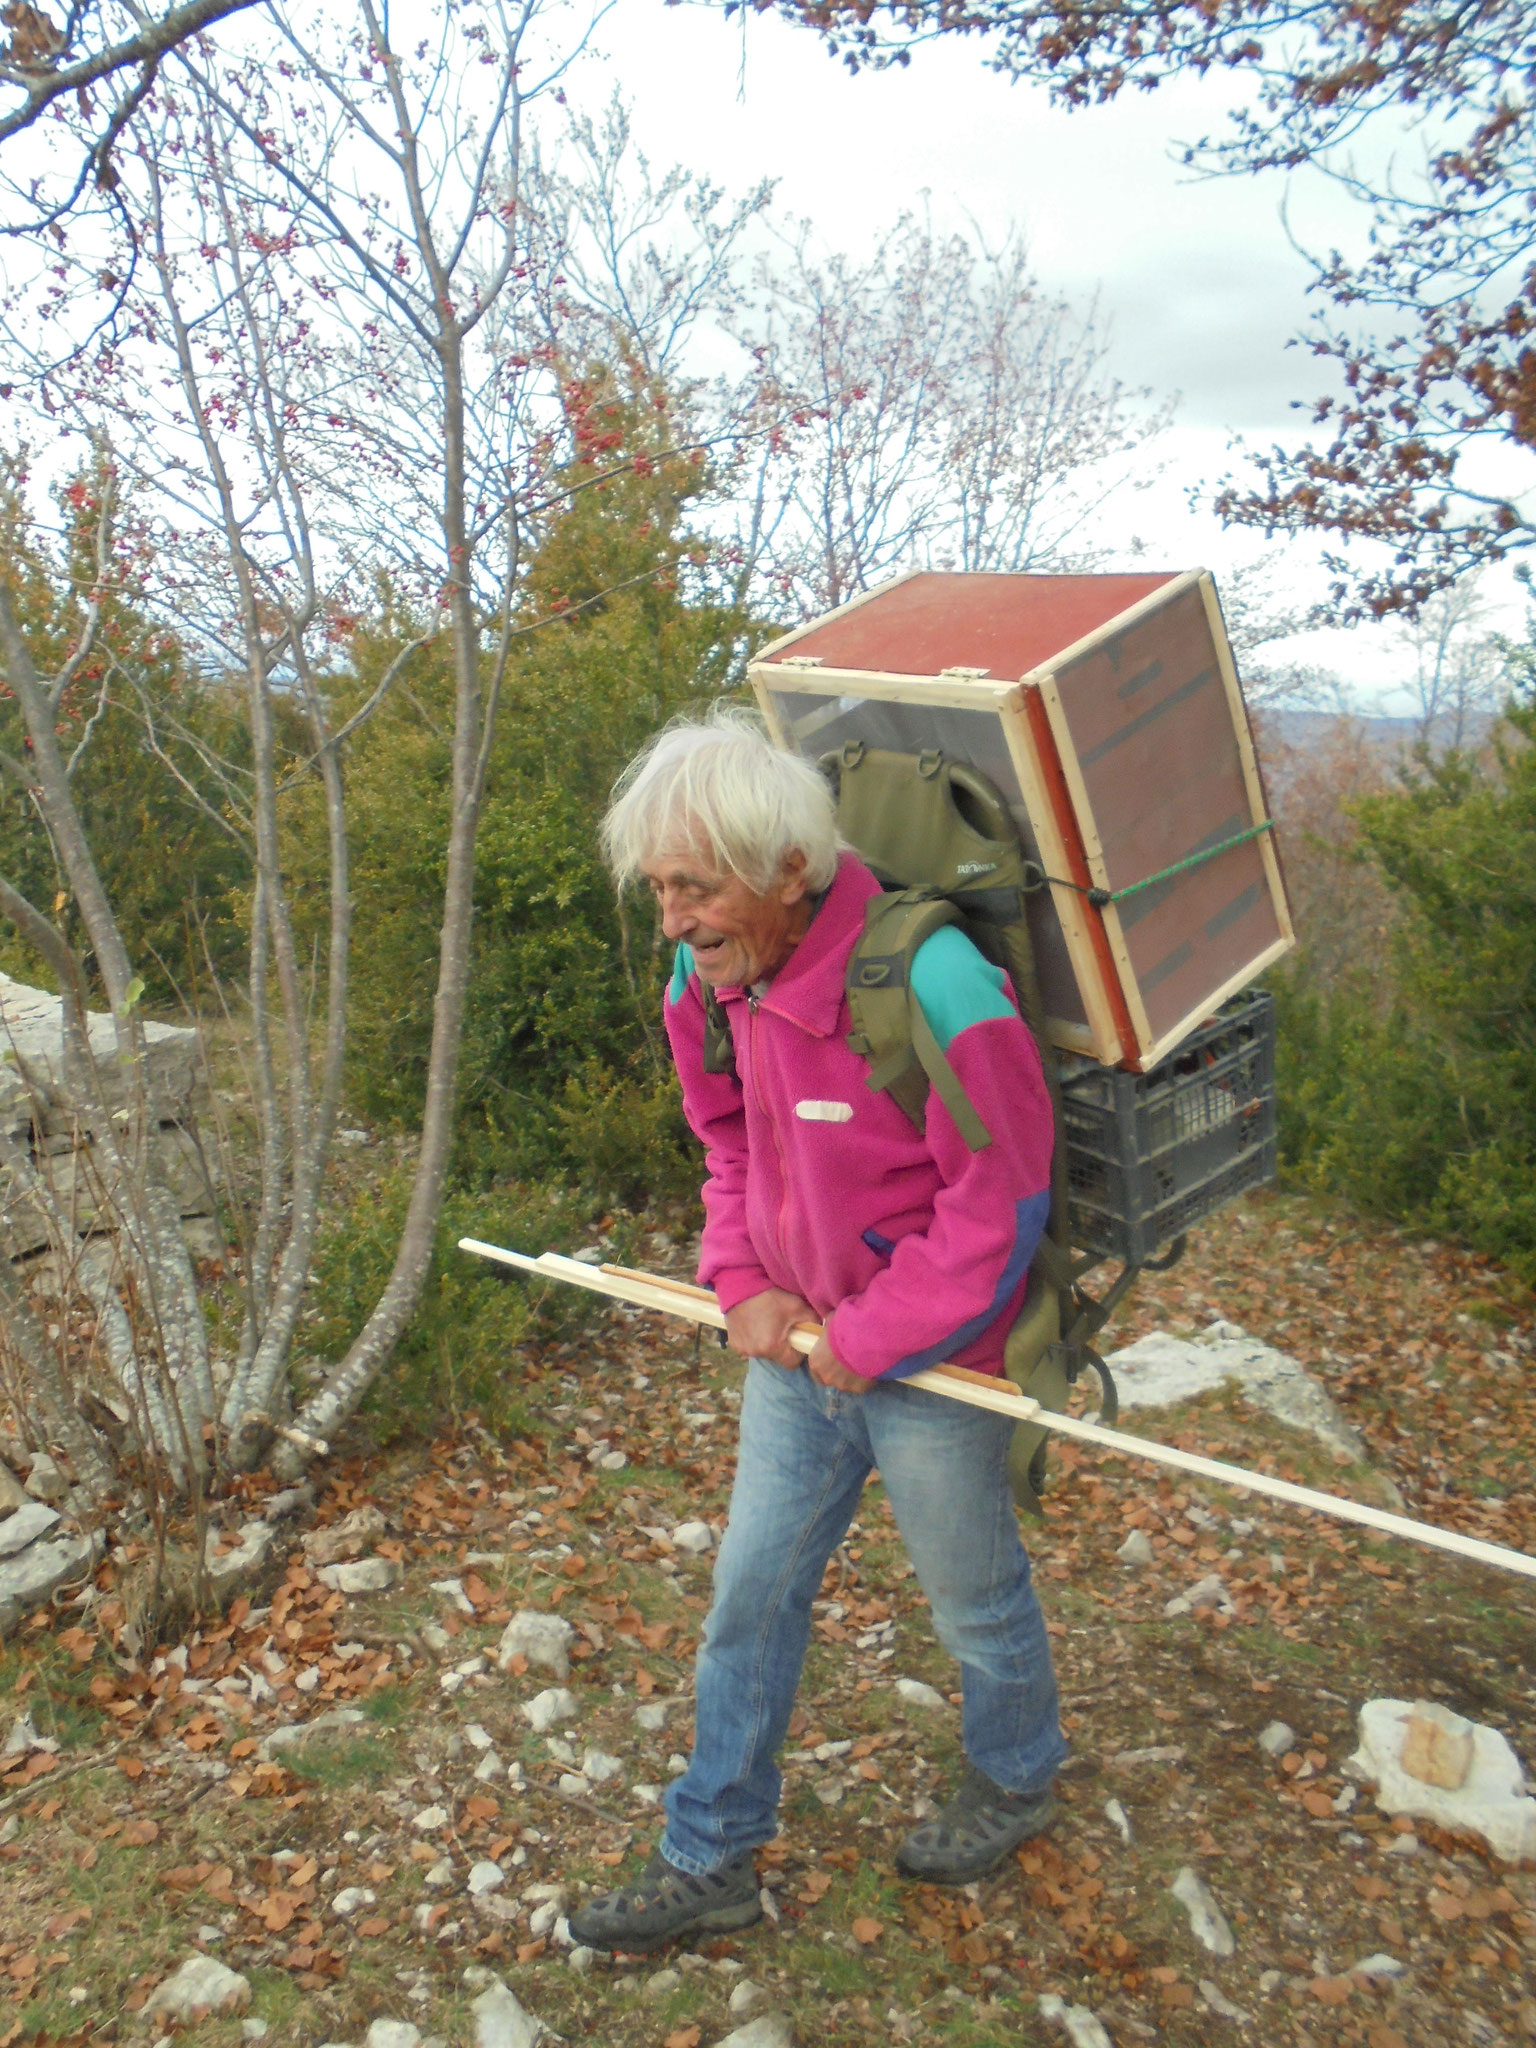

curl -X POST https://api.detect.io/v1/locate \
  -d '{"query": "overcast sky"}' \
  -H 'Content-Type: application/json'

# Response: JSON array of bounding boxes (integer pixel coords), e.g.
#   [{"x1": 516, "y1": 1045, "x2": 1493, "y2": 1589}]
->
[{"x1": 567, "y1": 0, "x2": 1533, "y2": 707}]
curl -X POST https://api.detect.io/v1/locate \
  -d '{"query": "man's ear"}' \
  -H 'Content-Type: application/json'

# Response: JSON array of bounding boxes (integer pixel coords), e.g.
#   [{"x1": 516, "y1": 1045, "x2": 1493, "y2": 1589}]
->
[{"x1": 778, "y1": 848, "x2": 810, "y2": 905}]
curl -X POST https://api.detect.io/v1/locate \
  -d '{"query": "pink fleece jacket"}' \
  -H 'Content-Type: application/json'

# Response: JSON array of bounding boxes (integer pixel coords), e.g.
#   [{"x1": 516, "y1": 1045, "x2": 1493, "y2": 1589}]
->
[{"x1": 664, "y1": 853, "x2": 1055, "y2": 1380}]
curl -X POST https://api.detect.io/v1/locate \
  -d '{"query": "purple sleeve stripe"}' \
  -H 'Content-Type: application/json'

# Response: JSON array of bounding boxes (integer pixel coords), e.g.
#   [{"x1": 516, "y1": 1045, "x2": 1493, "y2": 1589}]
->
[{"x1": 882, "y1": 1188, "x2": 1052, "y2": 1379}]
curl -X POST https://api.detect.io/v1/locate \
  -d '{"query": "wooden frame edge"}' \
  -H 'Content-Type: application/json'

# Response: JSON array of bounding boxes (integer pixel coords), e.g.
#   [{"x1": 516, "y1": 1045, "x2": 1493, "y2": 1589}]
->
[
  {"x1": 1142, "y1": 939, "x2": 1295, "y2": 1069},
  {"x1": 1012, "y1": 686, "x2": 1134, "y2": 1065},
  {"x1": 746, "y1": 662, "x2": 1015, "y2": 713},
  {"x1": 996, "y1": 697, "x2": 1123, "y2": 1064},
  {"x1": 1198, "y1": 573, "x2": 1296, "y2": 948},
  {"x1": 1016, "y1": 568, "x2": 1203, "y2": 689},
  {"x1": 1035, "y1": 673, "x2": 1154, "y2": 1061}
]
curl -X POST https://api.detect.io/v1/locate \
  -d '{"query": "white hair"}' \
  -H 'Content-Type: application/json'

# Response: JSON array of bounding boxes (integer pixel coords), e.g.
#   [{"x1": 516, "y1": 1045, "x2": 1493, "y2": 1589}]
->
[{"x1": 602, "y1": 706, "x2": 842, "y2": 895}]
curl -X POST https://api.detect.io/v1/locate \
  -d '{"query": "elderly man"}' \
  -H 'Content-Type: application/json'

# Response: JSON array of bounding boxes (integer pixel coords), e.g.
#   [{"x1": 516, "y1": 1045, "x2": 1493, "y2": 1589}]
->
[{"x1": 569, "y1": 709, "x2": 1065, "y2": 1954}]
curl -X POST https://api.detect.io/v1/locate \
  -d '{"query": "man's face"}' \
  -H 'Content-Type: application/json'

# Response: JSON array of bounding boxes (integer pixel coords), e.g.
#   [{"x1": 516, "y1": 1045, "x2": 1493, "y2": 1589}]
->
[{"x1": 642, "y1": 843, "x2": 811, "y2": 989}]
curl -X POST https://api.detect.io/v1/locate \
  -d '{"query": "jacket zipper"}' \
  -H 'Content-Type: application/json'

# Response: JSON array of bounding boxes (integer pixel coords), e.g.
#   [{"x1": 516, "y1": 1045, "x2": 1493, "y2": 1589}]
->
[{"x1": 745, "y1": 990, "x2": 794, "y2": 1284}]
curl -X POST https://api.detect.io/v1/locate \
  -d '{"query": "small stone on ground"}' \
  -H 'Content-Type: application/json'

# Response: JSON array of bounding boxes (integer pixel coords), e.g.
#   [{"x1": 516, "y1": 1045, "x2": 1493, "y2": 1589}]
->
[
  {"x1": 145, "y1": 1955, "x2": 251, "y2": 2020},
  {"x1": 1170, "y1": 1867, "x2": 1236, "y2": 1956},
  {"x1": 1037, "y1": 1995, "x2": 1114, "y2": 2048}
]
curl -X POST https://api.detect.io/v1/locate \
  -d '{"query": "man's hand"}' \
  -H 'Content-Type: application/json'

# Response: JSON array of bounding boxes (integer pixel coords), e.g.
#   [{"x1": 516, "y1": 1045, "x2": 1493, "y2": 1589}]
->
[
  {"x1": 807, "y1": 1332, "x2": 870, "y2": 1394},
  {"x1": 724, "y1": 1288, "x2": 817, "y2": 1370}
]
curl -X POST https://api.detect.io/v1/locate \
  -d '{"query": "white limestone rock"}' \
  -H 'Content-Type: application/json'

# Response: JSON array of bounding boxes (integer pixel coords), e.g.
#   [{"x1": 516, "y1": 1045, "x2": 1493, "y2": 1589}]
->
[
  {"x1": 1259, "y1": 1720, "x2": 1297, "y2": 1759},
  {"x1": 364, "y1": 2024, "x2": 422, "y2": 2048},
  {"x1": 317, "y1": 1556, "x2": 402, "y2": 1595},
  {"x1": 1163, "y1": 1573, "x2": 1234, "y2": 1619},
  {"x1": 1037, "y1": 1995, "x2": 1114, "y2": 2048},
  {"x1": 672, "y1": 1520, "x2": 715, "y2": 1554},
  {"x1": 472, "y1": 1979, "x2": 546, "y2": 2048},
  {"x1": 467, "y1": 1861, "x2": 505, "y2": 1897},
  {"x1": 1115, "y1": 1528, "x2": 1155, "y2": 1568},
  {"x1": 0, "y1": 1502, "x2": 59, "y2": 1557},
  {"x1": 0, "y1": 1530, "x2": 100, "y2": 1636},
  {"x1": 497, "y1": 1610, "x2": 574, "y2": 1680},
  {"x1": 1170, "y1": 1867, "x2": 1236, "y2": 1956},
  {"x1": 205, "y1": 1519, "x2": 278, "y2": 1589},
  {"x1": 522, "y1": 1686, "x2": 579, "y2": 1733},
  {"x1": 1348, "y1": 1698, "x2": 1536, "y2": 1863},
  {"x1": 430, "y1": 1577, "x2": 476, "y2": 1616},
  {"x1": 1198, "y1": 1980, "x2": 1250, "y2": 2022},
  {"x1": 303, "y1": 1505, "x2": 388, "y2": 1565},
  {"x1": 23, "y1": 1453, "x2": 67, "y2": 1502},
  {"x1": 895, "y1": 1677, "x2": 950, "y2": 1713},
  {"x1": 1105, "y1": 1327, "x2": 1379, "y2": 1475},
  {"x1": 714, "y1": 2017, "x2": 795, "y2": 2048},
  {"x1": 0, "y1": 1463, "x2": 27, "y2": 1516},
  {"x1": 144, "y1": 1955, "x2": 251, "y2": 2021},
  {"x1": 259, "y1": 1707, "x2": 366, "y2": 1758},
  {"x1": 332, "y1": 1887, "x2": 376, "y2": 1917},
  {"x1": 1352, "y1": 1952, "x2": 1406, "y2": 1979},
  {"x1": 729, "y1": 1980, "x2": 770, "y2": 2019}
]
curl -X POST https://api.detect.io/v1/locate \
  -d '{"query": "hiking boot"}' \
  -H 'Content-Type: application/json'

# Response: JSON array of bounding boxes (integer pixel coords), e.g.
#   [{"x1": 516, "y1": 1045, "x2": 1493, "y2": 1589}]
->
[
  {"x1": 566, "y1": 1847, "x2": 762, "y2": 1954},
  {"x1": 895, "y1": 1764, "x2": 1059, "y2": 1884}
]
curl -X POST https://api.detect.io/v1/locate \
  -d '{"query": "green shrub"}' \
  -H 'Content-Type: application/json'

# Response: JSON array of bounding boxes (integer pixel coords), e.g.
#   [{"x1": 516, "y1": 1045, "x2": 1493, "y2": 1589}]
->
[
  {"x1": 303, "y1": 1171, "x2": 634, "y2": 1440},
  {"x1": 1272, "y1": 696, "x2": 1536, "y2": 1283}
]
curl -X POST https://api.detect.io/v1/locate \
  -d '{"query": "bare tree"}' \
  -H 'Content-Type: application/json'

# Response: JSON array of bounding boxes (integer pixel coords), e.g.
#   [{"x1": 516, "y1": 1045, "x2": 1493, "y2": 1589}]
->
[
  {"x1": 0, "y1": 0, "x2": 261, "y2": 230},
  {"x1": 759, "y1": 0, "x2": 1536, "y2": 618},
  {"x1": 733, "y1": 215, "x2": 1170, "y2": 616},
  {"x1": 1217, "y1": 552, "x2": 1349, "y2": 717},
  {"x1": 1391, "y1": 576, "x2": 1510, "y2": 753},
  {"x1": 0, "y1": 0, "x2": 613, "y2": 1516},
  {"x1": 524, "y1": 91, "x2": 773, "y2": 391}
]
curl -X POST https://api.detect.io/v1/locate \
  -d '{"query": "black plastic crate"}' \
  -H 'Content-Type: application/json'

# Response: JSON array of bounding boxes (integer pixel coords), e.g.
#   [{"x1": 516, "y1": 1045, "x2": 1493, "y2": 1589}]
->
[{"x1": 1060, "y1": 989, "x2": 1276, "y2": 1266}]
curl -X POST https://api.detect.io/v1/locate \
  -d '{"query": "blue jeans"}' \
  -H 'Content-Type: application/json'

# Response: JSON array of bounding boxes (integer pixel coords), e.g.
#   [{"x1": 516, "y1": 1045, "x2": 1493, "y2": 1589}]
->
[{"x1": 661, "y1": 1358, "x2": 1066, "y2": 1875}]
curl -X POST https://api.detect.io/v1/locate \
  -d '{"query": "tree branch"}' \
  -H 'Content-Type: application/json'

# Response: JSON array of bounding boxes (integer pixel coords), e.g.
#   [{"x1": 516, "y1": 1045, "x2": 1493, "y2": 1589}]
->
[{"x1": 0, "y1": 0, "x2": 259, "y2": 146}]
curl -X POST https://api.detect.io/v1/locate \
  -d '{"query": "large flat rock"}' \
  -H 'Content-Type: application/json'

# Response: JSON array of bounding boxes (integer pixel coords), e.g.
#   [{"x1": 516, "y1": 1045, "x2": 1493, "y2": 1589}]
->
[
  {"x1": 2, "y1": 976, "x2": 214, "y2": 1261},
  {"x1": 0, "y1": 973, "x2": 201, "y2": 1134},
  {"x1": 1103, "y1": 1325, "x2": 1372, "y2": 1468},
  {"x1": 0, "y1": 1531, "x2": 102, "y2": 1636}
]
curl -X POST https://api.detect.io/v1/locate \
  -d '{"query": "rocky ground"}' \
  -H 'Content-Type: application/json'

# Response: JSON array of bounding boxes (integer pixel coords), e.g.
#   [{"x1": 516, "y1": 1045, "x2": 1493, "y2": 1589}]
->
[{"x1": 1, "y1": 1187, "x2": 1534, "y2": 2048}]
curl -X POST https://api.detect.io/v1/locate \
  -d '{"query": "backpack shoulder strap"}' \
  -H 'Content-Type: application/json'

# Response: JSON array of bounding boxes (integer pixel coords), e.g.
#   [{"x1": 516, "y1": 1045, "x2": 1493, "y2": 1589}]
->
[
  {"x1": 701, "y1": 981, "x2": 738, "y2": 1080},
  {"x1": 845, "y1": 891, "x2": 992, "y2": 1152}
]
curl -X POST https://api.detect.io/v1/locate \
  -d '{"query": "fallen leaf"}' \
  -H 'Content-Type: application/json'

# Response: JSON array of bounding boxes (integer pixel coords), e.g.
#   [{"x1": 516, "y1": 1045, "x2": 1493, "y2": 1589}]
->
[
  {"x1": 664, "y1": 2030, "x2": 701, "y2": 2048},
  {"x1": 1309, "y1": 1976, "x2": 1353, "y2": 2004},
  {"x1": 851, "y1": 1916, "x2": 883, "y2": 1944}
]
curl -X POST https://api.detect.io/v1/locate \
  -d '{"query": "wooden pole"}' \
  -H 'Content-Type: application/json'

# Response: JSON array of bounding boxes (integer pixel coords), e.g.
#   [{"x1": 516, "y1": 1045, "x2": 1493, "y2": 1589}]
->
[{"x1": 458, "y1": 1238, "x2": 1536, "y2": 1583}]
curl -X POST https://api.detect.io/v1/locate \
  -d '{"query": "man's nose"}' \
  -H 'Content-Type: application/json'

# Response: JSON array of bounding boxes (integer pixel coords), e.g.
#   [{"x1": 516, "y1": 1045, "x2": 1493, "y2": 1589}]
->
[{"x1": 658, "y1": 891, "x2": 694, "y2": 940}]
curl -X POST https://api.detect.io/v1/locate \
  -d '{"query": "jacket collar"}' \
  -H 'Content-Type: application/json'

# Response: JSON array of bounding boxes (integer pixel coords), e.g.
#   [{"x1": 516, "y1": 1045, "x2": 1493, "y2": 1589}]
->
[{"x1": 716, "y1": 852, "x2": 880, "y2": 1038}]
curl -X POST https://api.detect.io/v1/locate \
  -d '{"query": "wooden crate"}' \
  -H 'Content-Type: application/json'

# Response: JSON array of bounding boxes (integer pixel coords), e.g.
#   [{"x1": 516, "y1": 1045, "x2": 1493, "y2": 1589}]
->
[{"x1": 750, "y1": 569, "x2": 1293, "y2": 1070}]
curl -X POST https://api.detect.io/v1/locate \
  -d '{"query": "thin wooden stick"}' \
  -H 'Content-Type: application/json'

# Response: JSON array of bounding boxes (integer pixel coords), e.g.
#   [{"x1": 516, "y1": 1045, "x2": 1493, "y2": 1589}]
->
[{"x1": 458, "y1": 1239, "x2": 1536, "y2": 1582}]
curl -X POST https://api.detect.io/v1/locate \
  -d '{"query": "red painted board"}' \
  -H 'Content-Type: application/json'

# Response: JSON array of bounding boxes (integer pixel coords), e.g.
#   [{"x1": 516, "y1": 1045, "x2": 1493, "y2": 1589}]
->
[
  {"x1": 1048, "y1": 582, "x2": 1284, "y2": 1047},
  {"x1": 760, "y1": 571, "x2": 1180, "y2": 682}
]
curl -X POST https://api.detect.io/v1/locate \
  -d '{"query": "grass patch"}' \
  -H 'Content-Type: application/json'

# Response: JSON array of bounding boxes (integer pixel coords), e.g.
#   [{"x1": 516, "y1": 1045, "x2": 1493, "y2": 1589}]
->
[{"x1": 284, "y1": 1735, "x2": 398, "y2": 1790}]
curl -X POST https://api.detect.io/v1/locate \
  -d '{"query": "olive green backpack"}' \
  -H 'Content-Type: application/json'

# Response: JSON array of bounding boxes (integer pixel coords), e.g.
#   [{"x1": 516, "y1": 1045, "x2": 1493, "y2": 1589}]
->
[{"x1": 701, "y1": 742, "x2": 1120, "y2": 1513}]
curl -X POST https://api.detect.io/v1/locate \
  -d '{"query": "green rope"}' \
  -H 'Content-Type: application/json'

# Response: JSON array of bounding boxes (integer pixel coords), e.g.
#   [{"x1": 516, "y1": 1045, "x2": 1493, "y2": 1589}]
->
[{"x1": 1046, "y1": 819, "x2": 1276, "y2": 910}]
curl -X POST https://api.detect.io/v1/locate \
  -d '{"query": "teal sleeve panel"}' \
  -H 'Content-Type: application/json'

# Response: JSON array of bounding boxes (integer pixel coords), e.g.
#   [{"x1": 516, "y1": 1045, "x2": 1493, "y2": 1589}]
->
[
  {"x1": 669, "y1": 942, "x2": 695, "y2": 1006},
  {"x1": 909, "y1": 926, "x2": 1014, "y2": 1051}
]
